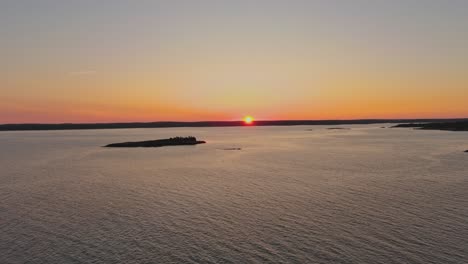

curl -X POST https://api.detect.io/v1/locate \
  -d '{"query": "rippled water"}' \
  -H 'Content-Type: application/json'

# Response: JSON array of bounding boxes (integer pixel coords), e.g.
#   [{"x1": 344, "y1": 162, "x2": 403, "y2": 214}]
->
[{"x1": 1, "y1": 125, "x2": 468, "y2": 263}]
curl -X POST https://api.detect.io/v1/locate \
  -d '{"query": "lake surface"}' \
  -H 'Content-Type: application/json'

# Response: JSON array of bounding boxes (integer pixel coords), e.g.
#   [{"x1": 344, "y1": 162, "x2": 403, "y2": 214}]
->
[{"x1": 1, "y1": 125, "x2": 468, "y2": 263}]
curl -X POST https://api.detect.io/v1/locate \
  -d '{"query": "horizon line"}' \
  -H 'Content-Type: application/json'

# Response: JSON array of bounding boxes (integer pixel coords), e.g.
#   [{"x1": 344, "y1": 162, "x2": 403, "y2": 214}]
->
[
  {"x1": 1, "y1": 118, "x2": 468, "y2": 132},
  {"x1": 2, "y1": 117, "x2": 468, "y2": 126}
]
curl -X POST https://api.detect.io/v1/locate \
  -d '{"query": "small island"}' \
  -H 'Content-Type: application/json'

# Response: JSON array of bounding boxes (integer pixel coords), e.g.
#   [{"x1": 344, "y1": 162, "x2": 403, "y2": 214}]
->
[{"x1": 104, "y1": 136, "x2": 206, "y2": 148}]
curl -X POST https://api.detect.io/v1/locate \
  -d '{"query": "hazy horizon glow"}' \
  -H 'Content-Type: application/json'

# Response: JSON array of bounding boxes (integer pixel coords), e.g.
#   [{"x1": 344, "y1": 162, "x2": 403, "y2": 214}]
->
[{"x1": 2, "y1": 0, "x2": 468, "y2": 123}]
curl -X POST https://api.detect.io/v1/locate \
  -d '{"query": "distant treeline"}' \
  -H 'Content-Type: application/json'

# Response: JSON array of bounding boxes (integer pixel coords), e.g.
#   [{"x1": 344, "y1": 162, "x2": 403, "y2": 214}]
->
[
  {"x1": 169, "y1": 136, "x2": 197, "y2": 141},
  {"x1": 392, "y1": 121, "x2": 468, "y2": 131},
  {"x1": 1, "y1": 119, "x2": 467, "y2": 131}
]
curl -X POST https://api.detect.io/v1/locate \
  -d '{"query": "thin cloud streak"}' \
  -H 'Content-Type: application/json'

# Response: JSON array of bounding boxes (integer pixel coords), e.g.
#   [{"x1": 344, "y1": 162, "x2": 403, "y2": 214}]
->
[{"x1": 68, "y1": 70, "x2": 97, "y2": 76}]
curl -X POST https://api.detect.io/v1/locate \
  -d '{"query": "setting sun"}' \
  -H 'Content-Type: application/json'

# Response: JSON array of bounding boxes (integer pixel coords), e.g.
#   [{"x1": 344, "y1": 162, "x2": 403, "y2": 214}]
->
[{"x1": 243, "y1": 116, "x2": 254, "y2": 124}]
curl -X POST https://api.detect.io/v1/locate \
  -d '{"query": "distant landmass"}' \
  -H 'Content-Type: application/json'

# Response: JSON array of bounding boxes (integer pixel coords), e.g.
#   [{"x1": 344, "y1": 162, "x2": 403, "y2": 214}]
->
[
  {"x1": 392, "y1": 121, "x2": 468, "y2": 131},
  {"x1": 1, "y1": 119, "x2": 467, "y2": 131},
  {"x1": 105, "y1": 137, "x2": 205, "y2": 148}
]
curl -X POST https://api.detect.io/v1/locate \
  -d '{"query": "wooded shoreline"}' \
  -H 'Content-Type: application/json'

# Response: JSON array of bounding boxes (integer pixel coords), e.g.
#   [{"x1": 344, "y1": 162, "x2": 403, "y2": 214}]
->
[{"x1": 2, "y1": 119, "x2": 467, "y2": 131}]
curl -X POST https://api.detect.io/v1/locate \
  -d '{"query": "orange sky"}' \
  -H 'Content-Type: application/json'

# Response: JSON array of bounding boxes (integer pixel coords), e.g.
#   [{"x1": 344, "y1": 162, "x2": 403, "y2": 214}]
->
[{"x1": 2, "y1": 1, "x2": 467, "y2": 123}]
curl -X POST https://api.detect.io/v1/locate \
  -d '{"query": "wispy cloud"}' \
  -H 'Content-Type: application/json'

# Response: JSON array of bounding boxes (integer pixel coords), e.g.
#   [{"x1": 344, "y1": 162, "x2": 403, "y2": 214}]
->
[{"x1": 68, "y1": 70, "x2": 97, "y2": 76}]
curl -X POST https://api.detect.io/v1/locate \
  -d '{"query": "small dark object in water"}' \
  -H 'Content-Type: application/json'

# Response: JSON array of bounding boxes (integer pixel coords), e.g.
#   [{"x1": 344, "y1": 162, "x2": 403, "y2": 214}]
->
[
  {"x1": 305, "y1": 129, "x2": 313, "y2": 131},
  {"x1": 223, "y1": 148, "x2": 242, "y2": 151},
  {"x1": 381, "y1": 127, "x2": 386, "y2": 128},
  {"x1": 105, "y1": 136, "x2": 205, "y2": 148},
  {"x1": 328, "y1": 127, "x2": 350, "y2": 130},
  {"x1": 465, "y1": 150, "x2": 468, "y2": 153}
]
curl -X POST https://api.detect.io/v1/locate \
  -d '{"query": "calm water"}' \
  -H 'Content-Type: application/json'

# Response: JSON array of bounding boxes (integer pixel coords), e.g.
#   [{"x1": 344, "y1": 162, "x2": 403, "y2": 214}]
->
[{"x1": 1, "y1": 125, "x2": 468, "y2": 264}]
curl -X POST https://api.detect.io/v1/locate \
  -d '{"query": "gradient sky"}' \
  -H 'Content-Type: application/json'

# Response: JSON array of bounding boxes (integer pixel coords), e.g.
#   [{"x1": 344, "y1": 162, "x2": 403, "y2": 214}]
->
[{"x1": 1, "y1": 0, "x2": 467, "y2": 123}]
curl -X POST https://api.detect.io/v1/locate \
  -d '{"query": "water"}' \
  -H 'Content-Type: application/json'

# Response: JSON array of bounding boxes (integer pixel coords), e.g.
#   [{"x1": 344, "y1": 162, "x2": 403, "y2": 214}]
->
[{"x1": 1, "y1": 125, "x2": 467, "y2": 263}]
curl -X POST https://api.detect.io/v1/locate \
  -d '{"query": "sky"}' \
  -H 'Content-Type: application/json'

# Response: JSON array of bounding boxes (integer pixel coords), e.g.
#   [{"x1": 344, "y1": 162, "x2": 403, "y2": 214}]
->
[{"x1": 1, "y1": 0, "x2": 467, "y2": 123}]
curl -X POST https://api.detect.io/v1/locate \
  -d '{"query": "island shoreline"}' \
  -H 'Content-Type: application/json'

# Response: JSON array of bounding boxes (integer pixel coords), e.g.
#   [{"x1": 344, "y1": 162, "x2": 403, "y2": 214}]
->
[{"x1": 104, "y1": 137, "x2": 206, "y2": 148}]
